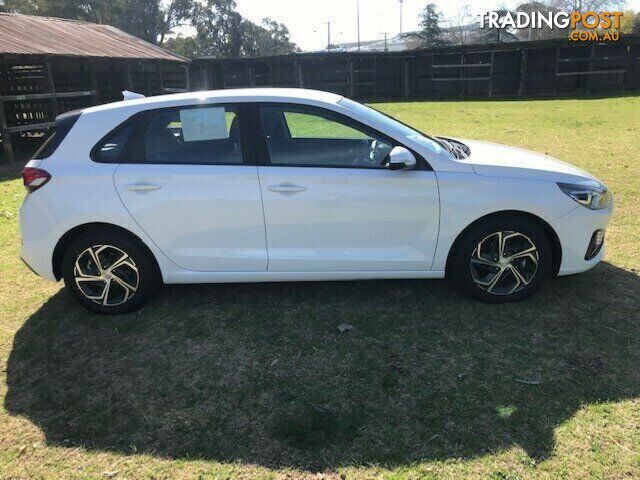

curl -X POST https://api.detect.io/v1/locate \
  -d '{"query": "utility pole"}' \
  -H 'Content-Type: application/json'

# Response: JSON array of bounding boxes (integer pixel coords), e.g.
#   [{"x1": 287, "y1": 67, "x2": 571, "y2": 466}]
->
[
  {"x1": 323, "y1": 21, "x2": 334, "y2": 51},
  {"x1": 398, "y1": 0, "x2": 403, "y2": 34},
  {"x1": 356, "y1": 0, "x2": 361, "y2": 51},
  {"x1": 381, "y1": 32, "x2": 389, "y2": 51}
]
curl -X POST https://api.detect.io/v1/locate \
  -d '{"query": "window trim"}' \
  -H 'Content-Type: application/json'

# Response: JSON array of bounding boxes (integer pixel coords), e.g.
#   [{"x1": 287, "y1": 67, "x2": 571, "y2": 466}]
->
[
  {"x1": 91, "y1": 103, "x2": 256, "y2": 166},
  {"x1": 252, "y1": 102, "x2": 431, "y2": 171}
]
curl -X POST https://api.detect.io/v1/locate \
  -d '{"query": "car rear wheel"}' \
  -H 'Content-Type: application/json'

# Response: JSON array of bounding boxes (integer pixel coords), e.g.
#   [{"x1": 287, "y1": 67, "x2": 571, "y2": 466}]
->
[
  {"x1": 62, "y1": 230, "x2": 159, "y2": 314},
  {"x1": 449, "y1": 216, "x2": 553, "y2": 303}
]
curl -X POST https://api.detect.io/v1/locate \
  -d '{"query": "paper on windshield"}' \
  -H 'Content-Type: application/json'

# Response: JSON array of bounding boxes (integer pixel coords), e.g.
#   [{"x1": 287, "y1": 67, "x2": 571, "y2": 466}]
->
[{"x1": 179, "y1": 107, "x2": 228, "y2": 142}]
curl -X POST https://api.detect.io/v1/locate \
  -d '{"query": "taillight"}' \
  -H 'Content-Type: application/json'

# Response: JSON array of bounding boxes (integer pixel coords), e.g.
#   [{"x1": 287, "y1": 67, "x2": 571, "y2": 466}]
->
[{"x1": 22, "y1": 167, "x2": 51, "y2": 193}]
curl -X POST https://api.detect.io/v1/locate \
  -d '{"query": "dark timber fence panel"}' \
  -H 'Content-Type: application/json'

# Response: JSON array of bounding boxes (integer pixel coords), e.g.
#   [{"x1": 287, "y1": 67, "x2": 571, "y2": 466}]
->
[
  {"x1": 0, "y1": 56, "x2": 188, "y2": 164},
  {"x1": 191, "y1": 36, "x2": 640, "y2": 100}
]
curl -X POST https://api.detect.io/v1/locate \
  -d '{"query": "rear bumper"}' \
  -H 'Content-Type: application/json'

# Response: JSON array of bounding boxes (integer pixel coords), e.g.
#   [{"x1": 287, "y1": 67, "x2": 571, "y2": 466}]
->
[
  {"x1": 19, "y1": 192, "x2": 61, "y2": 281},
  {"x1": 551, "y1": 203, "x2": 613, "y2": 276}
]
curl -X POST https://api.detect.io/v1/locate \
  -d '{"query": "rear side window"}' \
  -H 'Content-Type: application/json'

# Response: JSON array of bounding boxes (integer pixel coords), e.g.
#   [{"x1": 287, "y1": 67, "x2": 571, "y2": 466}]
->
[
  {"x1": 141, "y1": 105, "x2": 243, "y2": 165},
  {"x1": 32, "y1": 111, "x2": 81, "y2": 159}
]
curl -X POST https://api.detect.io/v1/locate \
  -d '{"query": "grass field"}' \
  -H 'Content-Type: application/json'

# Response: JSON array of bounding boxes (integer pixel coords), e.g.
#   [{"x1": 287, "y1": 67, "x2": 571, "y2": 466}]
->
[{"x1": 1, "y1": 96, "x2": 639, "y2": 479}]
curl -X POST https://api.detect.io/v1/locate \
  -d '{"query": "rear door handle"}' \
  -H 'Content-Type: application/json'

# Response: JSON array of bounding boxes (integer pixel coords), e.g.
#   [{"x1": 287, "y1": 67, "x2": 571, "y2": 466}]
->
[
  {"x1": 123, "y1": 183, "x2": 161, "y2": 192},
  {"x1": 267, "y1": 183, "x2": 307, "y2": 195}
]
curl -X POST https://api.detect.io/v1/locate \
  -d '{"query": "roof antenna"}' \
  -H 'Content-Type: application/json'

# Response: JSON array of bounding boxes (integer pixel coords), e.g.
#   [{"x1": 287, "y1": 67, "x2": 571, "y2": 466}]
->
[{"x1": 122, "y1": 90, "x2": 145, "y2": 100}]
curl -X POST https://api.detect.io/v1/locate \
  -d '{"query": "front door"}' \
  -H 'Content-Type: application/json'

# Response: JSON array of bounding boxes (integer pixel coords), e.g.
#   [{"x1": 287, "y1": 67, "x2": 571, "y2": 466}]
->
[
  {"x1": 113, "y1": 103, "x2": 268, "y2": 272},
  {"x1": 255, "y1": 104, "x2": 440, "y2": 272}
]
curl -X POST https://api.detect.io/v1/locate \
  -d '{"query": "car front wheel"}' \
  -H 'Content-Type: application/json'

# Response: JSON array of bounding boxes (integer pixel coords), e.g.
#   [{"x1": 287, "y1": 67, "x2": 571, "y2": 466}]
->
[
  {"x1": 449, "y1": 216, "x2": 553, "y2": 303},
  {"x1": 62, "y1": 230, "x2": 159, "y2": 314}
]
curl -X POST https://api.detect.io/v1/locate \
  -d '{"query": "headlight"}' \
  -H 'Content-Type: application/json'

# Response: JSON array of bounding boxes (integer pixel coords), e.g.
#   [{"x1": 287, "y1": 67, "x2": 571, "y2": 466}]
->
[{"x1": 557, "y1": 181, "x2": 613, "y2": 210}]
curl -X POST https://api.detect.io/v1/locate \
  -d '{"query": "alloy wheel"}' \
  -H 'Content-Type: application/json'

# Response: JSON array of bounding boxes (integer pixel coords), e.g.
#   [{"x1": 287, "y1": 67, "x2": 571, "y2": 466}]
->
[
  {"x1": 469, "y1": 230, "x2": 539, "y2": 296},
  {"x1": 74, "y1": 245, "x2": 139, "y2": 306}
]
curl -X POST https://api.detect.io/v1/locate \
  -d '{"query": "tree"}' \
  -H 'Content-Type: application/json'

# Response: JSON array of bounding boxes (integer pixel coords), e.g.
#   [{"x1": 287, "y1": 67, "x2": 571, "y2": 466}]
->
[
  {"x1": 192, "y1": 0, "x2": 244, "y2": 57},
  {"x1": 162, "y1": 34, "x2": 201, "y2": 59},
  {"x1": 4, "y1": 0, "x2": 105, "y2": 21},
  {"x1": 115, "y1": 0, "x2": 194, "y2": 44},
  {"x1": 544, "y1": 0, "x2": 627, "y2": 11},
  {"x1": 442, "y1": 4, "x2": 474, "y2": 46},
  {"x1": 189, "y1": 1, "x2": 298, "y2": 58},
  {"x1": 620, "y1": 10, "x2": 640, "y2": 34},
  {"x1": 411, "y1": 3, "x2": 447, "y2": 47},
  {"x1": 242, "y1": 18, "x2": 298, "y2": 56},
  {"x1": 158, "y1": 0, "x2": 193, "y2": 44},
  {"x1": 3, "y1": 0, "x2": 193, "y2": 44}
]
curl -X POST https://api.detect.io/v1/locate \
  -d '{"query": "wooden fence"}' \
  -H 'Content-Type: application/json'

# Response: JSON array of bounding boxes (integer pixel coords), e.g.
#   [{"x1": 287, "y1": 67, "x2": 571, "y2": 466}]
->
[{"x1": 191, "y1": 36, "x2": 640, "y2": 99}]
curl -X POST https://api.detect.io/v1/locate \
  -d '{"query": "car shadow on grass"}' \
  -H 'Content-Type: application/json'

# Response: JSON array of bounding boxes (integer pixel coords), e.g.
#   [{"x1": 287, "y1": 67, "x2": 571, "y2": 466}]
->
[{"x1": 5, "y1": 262, "x2": 640, "y2": 471}]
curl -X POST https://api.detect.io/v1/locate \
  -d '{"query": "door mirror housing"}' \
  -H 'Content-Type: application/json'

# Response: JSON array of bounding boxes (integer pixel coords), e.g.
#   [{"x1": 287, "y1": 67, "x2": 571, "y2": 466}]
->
[{"x1": 387, "y1": 146, "x2": 417, "y2": 170}]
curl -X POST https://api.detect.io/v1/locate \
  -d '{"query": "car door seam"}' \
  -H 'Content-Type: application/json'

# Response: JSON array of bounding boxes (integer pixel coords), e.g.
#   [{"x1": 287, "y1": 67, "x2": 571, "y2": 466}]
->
[
  {"x1": 255, "y1": 166, "x2": 271, "y2": 271},
  {"x1": 429, "y1": 170, "x2": 443, "y2": 271}
]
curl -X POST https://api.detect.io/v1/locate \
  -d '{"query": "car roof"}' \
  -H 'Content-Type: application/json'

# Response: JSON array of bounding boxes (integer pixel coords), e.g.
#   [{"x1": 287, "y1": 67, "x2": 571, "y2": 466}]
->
[{"x1": 82, "y1": 88, "x2": 344, "y2": 116}]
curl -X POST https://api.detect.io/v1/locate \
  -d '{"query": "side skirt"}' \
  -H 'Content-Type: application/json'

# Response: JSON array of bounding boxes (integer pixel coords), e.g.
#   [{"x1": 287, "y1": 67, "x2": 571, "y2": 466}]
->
[{"x1": 163, "y1": 270, "x2": 446, "y2": 284}]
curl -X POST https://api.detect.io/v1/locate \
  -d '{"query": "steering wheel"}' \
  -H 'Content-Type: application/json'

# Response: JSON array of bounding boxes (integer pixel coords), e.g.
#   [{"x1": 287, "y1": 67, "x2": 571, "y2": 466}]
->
[
  {"x1": 353, "y1": 139, "x2": 388, "y2": 167},
  {"x1": 348, "y1": 139, "x2": 371, "y2": 165}
]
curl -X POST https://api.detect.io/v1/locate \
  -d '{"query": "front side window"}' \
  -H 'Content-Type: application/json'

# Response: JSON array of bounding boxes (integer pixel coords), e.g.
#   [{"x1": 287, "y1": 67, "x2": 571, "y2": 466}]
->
[
  {"x1": 259, "y1": 106, "x2": 394, "y2": 168},
  {"x1": 338, "y1": 98, "x2": 448, "y2": 157},
  {"x1": 142, "y1": 105, "x2": 243, "y2": 165}
]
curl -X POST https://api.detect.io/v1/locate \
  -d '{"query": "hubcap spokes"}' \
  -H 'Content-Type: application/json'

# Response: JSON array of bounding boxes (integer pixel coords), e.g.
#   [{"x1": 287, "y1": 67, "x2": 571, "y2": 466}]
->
[
  {"x1": 74, "y1": 245, "x2": 139, "y2": 306},
  {"x1": 470, "y1": 231, "x2": 539, "y2": 296}
]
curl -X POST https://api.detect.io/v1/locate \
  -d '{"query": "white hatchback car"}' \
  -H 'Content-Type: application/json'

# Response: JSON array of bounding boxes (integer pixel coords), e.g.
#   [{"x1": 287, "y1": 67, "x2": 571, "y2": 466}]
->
[{"x1": 20, "y1": 88, "x2": 613, "y2": 314}]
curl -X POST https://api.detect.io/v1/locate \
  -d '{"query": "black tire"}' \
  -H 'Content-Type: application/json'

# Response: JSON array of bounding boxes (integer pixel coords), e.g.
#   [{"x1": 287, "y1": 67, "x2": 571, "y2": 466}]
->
[
  {"x1": 448, "y1": 215, "x2": 553, "y2": 303},
  {"x1": 62, "y1": 230, "x2": 159, "y2": 315}
]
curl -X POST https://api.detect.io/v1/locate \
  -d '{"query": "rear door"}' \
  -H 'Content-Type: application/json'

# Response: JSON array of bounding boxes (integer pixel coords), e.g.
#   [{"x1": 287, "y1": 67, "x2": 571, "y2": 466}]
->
[
  {"x1": 110, "y1": 103, "x2": 268, "y2": 272},
  {"x1": 254, "y1": 104, "x2": 440, "y2": 272}
]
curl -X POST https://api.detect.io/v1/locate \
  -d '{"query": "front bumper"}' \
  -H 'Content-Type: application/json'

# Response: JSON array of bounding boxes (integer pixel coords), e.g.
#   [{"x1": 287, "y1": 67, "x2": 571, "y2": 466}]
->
[{"x1": 551, "y1": 204, "x2": 613, "y2": 276}]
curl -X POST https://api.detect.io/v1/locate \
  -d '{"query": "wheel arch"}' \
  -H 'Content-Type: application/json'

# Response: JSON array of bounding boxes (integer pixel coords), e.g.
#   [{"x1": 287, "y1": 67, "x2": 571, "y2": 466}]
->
[
  {"x1": 52, "y1": 222, "x2": 162, "y2": 281},
  {"x1": 444, "y1": 210, "x2": 562, "y2": 277}
]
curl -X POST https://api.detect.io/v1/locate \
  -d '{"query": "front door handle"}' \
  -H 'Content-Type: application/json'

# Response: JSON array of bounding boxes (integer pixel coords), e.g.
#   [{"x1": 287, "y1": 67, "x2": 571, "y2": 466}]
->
[
  {"x1": 267, "y1": 183, "x2": 307, "y2": 195},
  {"x1": 123, "y1": 183, "x2": 161, "y2": 192}
]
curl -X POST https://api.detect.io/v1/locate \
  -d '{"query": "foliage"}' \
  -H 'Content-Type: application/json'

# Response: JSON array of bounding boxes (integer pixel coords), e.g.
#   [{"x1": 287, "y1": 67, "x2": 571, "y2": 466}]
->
[
  {"x1": 410, "y1": 3, "x2": 448, "y2": 48},
  {"x1": 162, "y1": 34, "x2": 202, "y2": 59},
  {"x1": 620, "y1": 10, "x2": 640, "y2": 34},
  {"x1": 3, "y1": 0, "x2": 298, "y2": 56},
  {"x1": 187, "y1": 0, "x2": 298, "y2": 58},
  {"x1": 191, "y1": 0, "x2": 243, "y2": 57},
  {"x1": 241, "y1": 18, "x2": 299, "y2": 57},
  {"x1": 3, "y1": 0, "x2": 193, "y2": 44},
  {"x1": 543, "y1": 0, "x2": 627, "y2": 11}
]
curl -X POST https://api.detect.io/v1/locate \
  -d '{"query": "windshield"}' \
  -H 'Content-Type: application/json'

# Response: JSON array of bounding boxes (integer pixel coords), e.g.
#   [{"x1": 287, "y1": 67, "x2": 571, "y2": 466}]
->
[{"x1": 339, "y1": 98, "x2": 450, "y2": 157}]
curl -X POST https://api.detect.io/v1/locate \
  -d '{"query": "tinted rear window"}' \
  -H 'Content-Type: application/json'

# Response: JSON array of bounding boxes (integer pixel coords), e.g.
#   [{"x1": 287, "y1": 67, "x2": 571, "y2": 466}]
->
[{"x1": 32, "y1": 111, "x2": 81, "y2": 159}]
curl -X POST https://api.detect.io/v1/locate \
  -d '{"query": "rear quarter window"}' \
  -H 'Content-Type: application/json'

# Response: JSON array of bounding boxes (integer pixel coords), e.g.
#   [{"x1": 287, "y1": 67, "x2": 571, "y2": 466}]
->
[
  {"x1": 93, "y1": 125, "x2": 136, "y2": 162},
  {"x1": 91, "y1": 120, "x2": 139, "y2": 163},
  {"x1": 32, "y1": 111, "x2": 81, "y2": 159}
]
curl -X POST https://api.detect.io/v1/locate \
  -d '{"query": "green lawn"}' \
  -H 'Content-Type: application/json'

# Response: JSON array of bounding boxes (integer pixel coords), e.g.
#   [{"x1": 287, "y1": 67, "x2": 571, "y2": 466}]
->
[{"x1": 1, "y1": 97, "x2": 639, "y2": 479}]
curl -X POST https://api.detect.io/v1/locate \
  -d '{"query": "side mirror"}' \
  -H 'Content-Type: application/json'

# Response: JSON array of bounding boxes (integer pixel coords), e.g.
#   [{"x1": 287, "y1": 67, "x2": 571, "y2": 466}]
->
[{"x1": 387, "y1": 146, "x2": 417, "y2": 171}]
